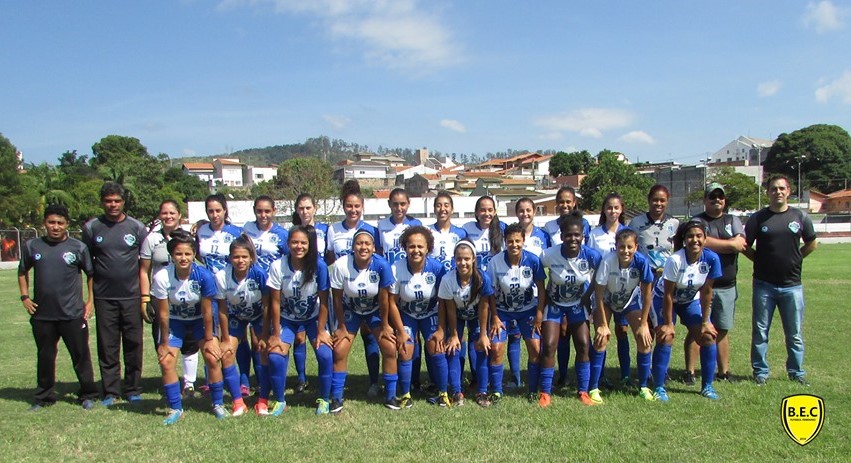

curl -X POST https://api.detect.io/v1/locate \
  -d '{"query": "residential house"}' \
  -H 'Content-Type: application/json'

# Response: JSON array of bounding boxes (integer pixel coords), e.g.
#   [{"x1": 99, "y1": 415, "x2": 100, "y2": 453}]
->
[
  {"x1": 711, "y1": 135, "x2": 773, "y2": 165},
  {"x1": 243, "y1": 165, "x2": 278, "y2": 187},
  {"x1": 213, "y1": 158, "x2": 244, "y2": 187},
  {"x1": 183, "y1": 162, "x2": 216, "y2": 186}
]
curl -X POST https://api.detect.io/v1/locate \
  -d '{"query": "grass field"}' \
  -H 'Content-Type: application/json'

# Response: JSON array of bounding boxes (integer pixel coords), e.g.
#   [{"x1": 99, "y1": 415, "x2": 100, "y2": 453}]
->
[{"x1": 1, "y1": 246, "x2": 849, "y2": 462}]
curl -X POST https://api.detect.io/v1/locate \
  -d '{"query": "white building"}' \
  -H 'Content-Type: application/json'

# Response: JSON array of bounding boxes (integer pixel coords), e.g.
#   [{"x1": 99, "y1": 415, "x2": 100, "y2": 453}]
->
[
  {"x1": 182, "y1": 162, "x2": 215, "y2": 184},
  {"x1": 213, "y1": 158, "x2": 244, "y2": 187},
  {"x1": 711, "y1": 135, "x2": 773, "y2": 165},
  {"x1": 244, "y1": 165, "x2": 277, "y2": 187}
]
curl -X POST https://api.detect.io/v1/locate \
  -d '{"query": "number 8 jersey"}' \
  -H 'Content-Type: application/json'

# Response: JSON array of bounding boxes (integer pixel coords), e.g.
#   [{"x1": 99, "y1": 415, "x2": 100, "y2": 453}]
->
[{"x1": 657, "y1": 248, "x2": 722, "y2": 305}]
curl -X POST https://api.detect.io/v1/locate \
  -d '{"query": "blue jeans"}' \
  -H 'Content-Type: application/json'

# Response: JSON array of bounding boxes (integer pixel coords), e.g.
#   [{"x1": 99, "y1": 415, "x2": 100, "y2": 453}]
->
[{"x1": 751, "y1": 279, "x2": 805, "y2": 379}]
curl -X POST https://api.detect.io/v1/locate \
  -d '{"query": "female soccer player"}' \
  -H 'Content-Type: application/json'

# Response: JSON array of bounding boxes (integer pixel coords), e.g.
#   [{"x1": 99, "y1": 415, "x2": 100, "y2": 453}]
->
[
  {"x1": 488, "y1": 223, "x2": 546, "y2": 402},
  {"x1": 390, "y1": 226, "x2": 447, "y2": 408},
  {"x1": 515, "y1": 197, "x2": 551, "y2": 257},
  {"x1": 462, "y1": 196, "x2": 504, "y2": 272},
  {"x1": 151, "y1": 230, "x2": 228, "y2": 425},
  {"x1": 430, "y1": 191, "x2": 467, "y2": 271},
  {"x1": 139, "y1": 199, "x2": 200, "y2": 398},
  {"x1": 378, "y1": 188, "x2": 422, "y2": 265},
  {"x1": 590, "y1": 228, "x2": 655, "y2": 404},
  {"x1": 215, "y1": 235, "x2": 267, "y2": 417},
  {"x1": 587, "y1": 192, "x2": 632, "y2": 387},
  {"x1": 266, "y1": 225, "x2": 334, "y2": 415},
  {"x1": 542, "y1": 186, "x2": 591, "y2": 389},
  {"x1": 651, "y1": 219, "x2": 723, "y2": 401},
  {"x1": 329, "y1": 229, "x2": 397, "y2": 414},
  {"x1": 539, "y1": 212, "x2": 601, "y2": 406}
]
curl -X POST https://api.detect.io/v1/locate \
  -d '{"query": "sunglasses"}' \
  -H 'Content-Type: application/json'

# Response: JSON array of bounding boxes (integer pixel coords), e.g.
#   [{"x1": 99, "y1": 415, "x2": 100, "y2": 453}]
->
[{"x1": 707, "y1": 193, "x2": 725, "y2": 201}]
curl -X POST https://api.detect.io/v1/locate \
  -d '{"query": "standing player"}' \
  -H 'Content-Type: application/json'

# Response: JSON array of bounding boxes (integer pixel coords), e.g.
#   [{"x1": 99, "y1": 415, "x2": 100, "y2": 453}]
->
[
  {"x1": 692, "y1": 183, "x2": 746, "y2": 381},
  {"x1": 82, "y1": 182, "x2": 147, "y2": 405},
  {"x1": 462, "y1": 196, "x2": 505, "y2": 272},
  {"x1": 19, "y1": 204, "x2": 99, "y2": 411},
  {"x1": 743, "y1": 174, "x2": 817, "y2": 385},
  {"x1": 151, "y1": 230, "x2": 228, "y2": 424},
  {"x1": 628, "y1": 185, "x2": 682, "y2": 384},
  {"x1": 139, "y1": 200, "x2": 201, "y2": 398},
  {"x1": 430, "y1": 191, "x2": 467, "y2": 271},
  {"x1": 538, "y1": 212, "x2": 601, "y2": 407},
  {"x1": 488, "y1": 223, "x2": 547, "y2": 402},
  {"x1": 215, "y1": 236, "x2": 267, "y2": 417},
  {"x1": 590, "y1": 229, "x2": 655, "y2": 403},
  {"x1": 439, "y1": 240, "x2": 494, "y2": 407},
  {"x1": 328, "y1": 229, "x2": 398, "y2": 414},
  {"x1": 515, "y1": 197, "x2": 551, "y2": 257},
  {"x1": 325, "y1": 180, "x2": 383, "y2": 398},
  {"x1": 266, "y1": 225, "x2": 334, "y2": 415},
  {"x1": 651, "y1": 220, "x2": 723, "y2": 401},
  {"x1": 390, "y1": 226, "x2": 447, "y2": 408}
]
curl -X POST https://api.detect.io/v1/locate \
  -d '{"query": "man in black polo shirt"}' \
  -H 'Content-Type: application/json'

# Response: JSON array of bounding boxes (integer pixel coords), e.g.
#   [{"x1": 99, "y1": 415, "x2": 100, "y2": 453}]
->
[
  {"x1": 744, "y1": 174, "x2": 818, "y2": 385},
  {"x1": 18, "y1": 204, "x2": 98, "y2": 411},
  {"x1": 692, "y1": 183, "x2": 746, "y2": 381},
  {"x1": 82, "y1": 182, "x2": 148, "y2": 405}
]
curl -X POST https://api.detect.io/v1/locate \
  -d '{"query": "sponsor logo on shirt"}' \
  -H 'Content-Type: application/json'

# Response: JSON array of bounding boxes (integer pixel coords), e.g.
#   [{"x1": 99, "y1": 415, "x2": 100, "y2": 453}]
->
[
  {"x1": 788, "y1": 221, "x2": 801, "y2": 234},
  {"x1": 96, "y1": 236, "x2": 104, "y2": 243},
  {"x1": 123, "y1": 234, "x2": 136, "y2": 246},
  {"x1": 62, "y1": 252, "x2": 76, "y2": 265},
  {"x1": 761, "y1": 226, "x2": 769, "y2": 233},
  {"x1": 34, "y1": 253, "x2": 42, "y2": 261}
]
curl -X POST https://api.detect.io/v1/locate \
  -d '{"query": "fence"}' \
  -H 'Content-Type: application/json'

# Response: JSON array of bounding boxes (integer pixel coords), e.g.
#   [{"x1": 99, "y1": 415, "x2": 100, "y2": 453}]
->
[{"x1": 0, "y1": 228, "x2": 39, "y2": 269}]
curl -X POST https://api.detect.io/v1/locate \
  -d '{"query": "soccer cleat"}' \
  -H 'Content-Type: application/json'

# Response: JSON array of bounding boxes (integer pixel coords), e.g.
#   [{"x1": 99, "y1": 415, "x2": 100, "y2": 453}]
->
[
  {"x1": 577, "y1": 391, "x2": 594, "y2": 406},
  {"x1": 330, "y1": 398, "x2": 344, "y2": 415},
  {"x1": 254, "y1": 402, "x2": 269, "y2": 416},
  {"x1": 538, "y1": 392, "x2": 552, "y2": 408},
  {"x1": 270, "y1": 401, "x2": 286, "y2": 416},
  {"x1": 101, "y1": 396, "x2": 117, "y2": 407},
  {"x1": 452, "y1": 392, "x2": 465, "y2": 407},
  {"x1": 682, "y1": 371, "x2": 696, "y2": 387},
  {"x1": 755, "y1": 376, "x2": 768, "y2": 386},
  {"x1": 438, "y1": 392, "x2": 452, "y2": 408},
  {"x1": 81, "y1": 399, "x2": 95, "y2": 410},
  {"x1": 527, "y1": 392, "x2": 539, "y2": 403},
  {"x1": 653, "y1": 386, "x2": 670, "y2": 402},
  {"x1": 163, "y1": 408, "x2": 184, "y2": 425},
  {"x1": 315, "y1": 398, "x2": 331, "y2": 415},
  {"x1": 700, "y1": 384, "x2": 719, "y2": 400},
  {"x1": 384, "y1": 397, "x2": 403, "y2": 410},
  {"x1": 212, "y1": 404, "x2": 229, "y2": 419},
  {"x1": 401, "y1": 393, "x2": 414, "y2": 409},
  {"x1": 198, "y1": 384, "x2": 211, "y2": 396},
  {"x1": 240, "y1": 385, "x2": 251, "y2": 398},
  {"x1": 294, "y1": 380, "x2": 308, "y2": 394},
  {"x1": 127, "y1": 394, "x2": 142, "y2": 404},
  {"x1": 182, "y1": 385, "x2": 196, "y2": 399},
  {"x1": 639, "y1": 387, "x2": 656, "y2": 401},
  {"x1": 588, "y1": 388, "x2": 604, "y2": 405},
  {"x1": 367, "y1": 383, "x2": 382, "y2": 398},
  {"x1": 489, "y1": 392, "x2": 502, "y2": 404},
  {"x1": 475, "y1": 393, "x2": 492, "y2": 408},
  {"x1": 232, "y1": 402, "x2": 249, "y2": 417}
]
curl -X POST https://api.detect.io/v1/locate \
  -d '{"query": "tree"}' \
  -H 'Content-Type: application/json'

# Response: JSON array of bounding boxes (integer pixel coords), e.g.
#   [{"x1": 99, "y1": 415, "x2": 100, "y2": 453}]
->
[
  {"x1": 579, "y1": 150, "x2": 653, "y2": 212},
  {"x1": 764, "y1": 124, "x2": 851, "y2": 194},
  {"x1": 686, "y1": 167, "x2": 766, "y2": 211},
  {"x1": 273, "y1": 157, "x2": 337, "y2": 201},
  {"x1": 549, "y1": 150, "x2": 593, "y2": 177},
  {"x1": 0, "y1": 133, "x2": 27, "y2": 226}
]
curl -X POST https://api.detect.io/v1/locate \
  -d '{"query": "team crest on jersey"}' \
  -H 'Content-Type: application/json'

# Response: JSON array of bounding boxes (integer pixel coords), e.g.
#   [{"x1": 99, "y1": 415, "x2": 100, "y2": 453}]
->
[
  {"x1": 95, "y1": 236, "x2": 104, "y2": 243},
  {"x1": 698, "y1": 262, "x2": 709, "y2": 274},
  {"x1": 34, "y1": 253, "x2": 42, "y2": 261},
  {"x1": 269, "y1": 234, "x2": 279, "y2": 243},
  {"x1": 761, "y1": 226, "x2": 769, "y2": 233},
  {"x1": 368, "y1": 272, "x2": 379, "y2": 284},
  {"x1": 190, "y1": 281, "x2": 201, "y2": 294},
  {"x1": 424, "y1": 274, "x2": 435, "y2": 285},
  {"x1": 629, "y1": 268, "x2": 639, "y2": 279},
  {"x1": 223, "y1": 234, "x2": 234, "y2": 243},
  {"x1": 578, "y1": 260, "x2": 588, "y2": 272},
  {"x1": 123, "y1": 234, "x2": 136, "y2": 246},
  {"x1": 62, "y1": 252, "x2": 76, "y2": 265},
  {"x1": 247, "y1": 280, "x2": 259, "y2": 291},
  {"x1": 522, "y1": 268, "x2": 532, "y2": 279},
  {"x1": 788, "y1": 221, "x2": 801, "y2": 234}
]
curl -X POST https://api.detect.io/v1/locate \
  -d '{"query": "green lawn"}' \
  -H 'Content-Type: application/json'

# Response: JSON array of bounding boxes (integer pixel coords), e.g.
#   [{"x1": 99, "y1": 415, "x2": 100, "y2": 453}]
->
[{"x1": 1, "y1": 246, "x2": 849, "y2": 462}]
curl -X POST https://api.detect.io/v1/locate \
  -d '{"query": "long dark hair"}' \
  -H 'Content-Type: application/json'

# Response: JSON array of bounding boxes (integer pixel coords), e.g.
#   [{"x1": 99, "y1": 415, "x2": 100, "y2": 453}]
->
[
  {"x1": 598, "y1": 192, "x2": 625, "y2": 226},
  {"x1": 205, "y1": 193, "x2": 230, "y2": 224},
  {"x1": 389, "y1": 188, "x2": 416, "y2": 222},
  {"x1": 292, "y1": 193, "x2": 316, "y2": 225},
  {"x1": 289, "y1": 225, "x2": 318, "y2": 287},
  {"x1": 475, "y1": 196, "x2": 503, "y2": 253},
  {"x1": 454, "y1": 239, "x2": 482, "y2": 307},
  {"x1": 229, "y1": 233, "x2": 258, "y2": 265}
]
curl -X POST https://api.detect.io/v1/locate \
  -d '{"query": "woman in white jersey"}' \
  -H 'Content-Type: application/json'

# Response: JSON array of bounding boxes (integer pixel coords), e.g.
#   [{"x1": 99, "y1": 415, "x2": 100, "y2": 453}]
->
[{"x1": 462, "y1": 196, "x2": 505, "y2": 273}]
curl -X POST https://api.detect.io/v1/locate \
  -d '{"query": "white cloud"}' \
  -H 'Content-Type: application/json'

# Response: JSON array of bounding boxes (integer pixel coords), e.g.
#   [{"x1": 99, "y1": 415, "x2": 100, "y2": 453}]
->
[
  {"x1": 535, "y1": 108, "x2": 634, "y2": 139},
  {"x1": 757, "y1": 80, "x2": 782, "y2": 97},
  {"x1": 620, "y1": 130, "x2": 655, "y2": 144},
  {"x1": 802, "y1": 1, "x2": 846, "y2": 33},
  {"x1": 219, "y1": 0, "x2": 463, "y2": 70},
  {"x1": 439, "y1": 119, "x2": 466, "y2": 133},
  {"x1": 815, "y1": 71, "x2": 851, "y2": 104},
  {"x1": 323, "y1": 114, "x2": 351, "y2": 130}
]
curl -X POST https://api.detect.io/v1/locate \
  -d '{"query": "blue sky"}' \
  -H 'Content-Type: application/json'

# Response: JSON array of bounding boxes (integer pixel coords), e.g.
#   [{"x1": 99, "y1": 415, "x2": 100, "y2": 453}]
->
[{"x1": 2, "y1": 0, "x2": 850, "y2": 166}]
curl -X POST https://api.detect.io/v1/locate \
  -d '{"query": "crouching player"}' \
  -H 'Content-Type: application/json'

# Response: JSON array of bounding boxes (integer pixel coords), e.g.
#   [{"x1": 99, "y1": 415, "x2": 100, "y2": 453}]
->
[
  {"x1": 590, "y1": 228, "x2": 655, "y2": 403},
  {"x1": 651, "y1": 220, "x2": 722, "y2": 401}
]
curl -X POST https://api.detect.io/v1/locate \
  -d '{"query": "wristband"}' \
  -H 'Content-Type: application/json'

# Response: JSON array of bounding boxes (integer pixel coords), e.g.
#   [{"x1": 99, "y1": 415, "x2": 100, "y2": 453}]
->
[
  {"x1": 21, "y1": 295, "x2": 30, "y2": 301},
  {"x1": 141, "y1": 296, "x2": 151, "y2": 303}
]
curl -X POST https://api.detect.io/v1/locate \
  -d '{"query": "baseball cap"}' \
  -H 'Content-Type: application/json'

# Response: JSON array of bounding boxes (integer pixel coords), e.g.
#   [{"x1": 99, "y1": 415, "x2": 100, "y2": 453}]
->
[{"x1": 705, "y1": 182, "x2": 725, "y2": 197}]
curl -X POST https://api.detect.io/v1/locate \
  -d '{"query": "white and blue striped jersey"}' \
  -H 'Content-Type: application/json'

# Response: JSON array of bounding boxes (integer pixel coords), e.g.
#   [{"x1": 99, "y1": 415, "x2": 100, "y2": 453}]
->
[
  {"x1": 656, "y1": 248, "x2": 722, "y2": 305},
  {"x1": 462, "y1": 221, "x2": 506, "y2": 272},
  {"x1": 438, "y1": 269, "x2": 494, "y2": 321},
  {"x1": 151, "y1": 263, "x2": 217, "y2": 321},
  {"x1": 523, "y1": 226, "x2": 552, "y2": 257},
  {"x1": 429, "y1": 223, "x2": 467, "y2": 271},
  {"x1": 594, "y1": 251, "x2": 655, "y2": 312},
  {"x1": 542, "y1": 245, "x2": 601, "y2": 308},
  {"x1": 488, "y1": 250, "x2": 545, "y2": 313},
  {"x1": 215, "y1": 263, "x2": 268, "y2": 321},
  {"x1": 543, "y1": 217, "x2": 591, "y2": 246},
  {"x1": 196, "y1": 223, "x2": 242, "y2": 272},
  {"x1": 267, "y1": 256, "x2": 330, "y2": 322},
  {"x1": 326, "y1": 220, "x2": 380, "y2": 261},
  {"x1": 587, "y1": 223, "x2": 629, "y2": 256},
  {"x1": 378, "y1": 216, "x2": 422, "y2": 265},
  {"x1": 390, "y1": 256, "x2": 446, "y2": 319},
  {"x1": 242, "y1": 221, "x2": 289, "y2": 272},
  {"x1": 330, "y1": 254, "x2": 394, "y2": 315}
]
